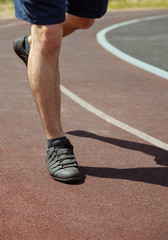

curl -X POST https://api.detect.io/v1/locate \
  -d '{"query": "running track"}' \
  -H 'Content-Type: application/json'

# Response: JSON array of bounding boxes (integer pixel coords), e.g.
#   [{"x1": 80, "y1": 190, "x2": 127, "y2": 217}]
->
[{"x1": 0, "y1": 9, "x2": 168, "y2": 240}]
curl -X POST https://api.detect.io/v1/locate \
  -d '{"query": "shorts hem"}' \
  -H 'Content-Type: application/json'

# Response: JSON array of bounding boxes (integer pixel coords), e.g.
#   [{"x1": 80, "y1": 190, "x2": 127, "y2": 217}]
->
[
  {"x1": 15, "y1": 12, "x2": 65, "y2": 25},
  {"x1": 66, "y1": 9, "x2": 107, "y2": 19}
]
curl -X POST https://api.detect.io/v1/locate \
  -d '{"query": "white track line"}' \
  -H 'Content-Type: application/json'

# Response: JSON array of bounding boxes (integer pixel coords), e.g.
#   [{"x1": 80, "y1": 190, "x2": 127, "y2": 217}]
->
[
  {"x1": 1, "y1": 18, "x2": 168, "y2": 150},
  {"x1": 61, "y1": 85, "x2": 168, "y2": 151},
  {"x1": 96, "y1": 15, "x2": 168, "y2": 80}
]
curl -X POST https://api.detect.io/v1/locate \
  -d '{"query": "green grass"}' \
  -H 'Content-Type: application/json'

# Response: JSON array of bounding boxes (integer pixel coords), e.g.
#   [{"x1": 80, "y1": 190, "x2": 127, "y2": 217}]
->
[
  {"x1": 108, "y1": 0, "x2": 168, "y2": 9},
  {"x1": 0, "y1": 0, "x2": 13, "y2": 3},
  {"x1": 0, "y1": 2, "x2": 14, "y2": 19}
]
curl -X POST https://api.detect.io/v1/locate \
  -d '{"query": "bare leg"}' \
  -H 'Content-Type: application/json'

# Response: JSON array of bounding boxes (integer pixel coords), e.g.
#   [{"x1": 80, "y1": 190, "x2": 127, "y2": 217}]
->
[
  {"x1": 28, "y1": 23, "x2": 64, "y2": 139},
  {"x1": 26, "y1": 15, "x2": 95, "y2": 141},
  {"x1": 27, "y1": 16, "x2": 95, "y2": 140}
]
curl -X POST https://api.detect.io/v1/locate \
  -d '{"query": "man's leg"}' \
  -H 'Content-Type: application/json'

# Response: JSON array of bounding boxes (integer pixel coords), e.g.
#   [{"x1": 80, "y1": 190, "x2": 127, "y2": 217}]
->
[
  {"x1": 28, "y1": 23, "x2": 64, "y2": 139},
  {"x1": 27, "y1": 23, "x2": 81, "y2": 182},
  {"x1": 27, "y1": 15, "x2": 95, "y2": 139}
]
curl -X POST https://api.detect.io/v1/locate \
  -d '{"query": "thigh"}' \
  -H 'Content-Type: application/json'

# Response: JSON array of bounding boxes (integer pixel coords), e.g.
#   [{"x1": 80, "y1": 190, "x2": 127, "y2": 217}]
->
[
  {"x1": 66, "y1": 0, "x2": 108, "y2": 19},
  {"x1": 14, "y1": 0, "x2": 66, "y2": 25}
]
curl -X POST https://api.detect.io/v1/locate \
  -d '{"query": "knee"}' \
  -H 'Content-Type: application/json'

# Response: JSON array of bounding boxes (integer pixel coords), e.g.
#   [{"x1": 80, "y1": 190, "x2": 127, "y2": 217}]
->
[
  {"x1": 78, "y1": 18, "x2": 95, "y2": 29},
  {"x1": 68, "y1": 15, "x2": 95, "y2": 30},
  {"x1": 31, "y1": 24, "x2": 63, "y2": 54}
]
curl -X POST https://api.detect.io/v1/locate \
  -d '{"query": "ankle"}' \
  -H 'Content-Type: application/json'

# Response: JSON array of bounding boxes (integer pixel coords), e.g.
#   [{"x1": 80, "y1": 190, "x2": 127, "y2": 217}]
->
[{"x1": 47, "y1": 136, "x2": 66, "y2": 149}]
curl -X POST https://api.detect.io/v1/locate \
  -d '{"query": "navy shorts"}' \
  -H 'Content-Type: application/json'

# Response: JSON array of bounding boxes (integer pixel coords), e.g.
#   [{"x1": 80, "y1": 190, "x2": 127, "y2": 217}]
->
[{"x1": 14, "y1": 0, "x2": 108, "y2": 25}]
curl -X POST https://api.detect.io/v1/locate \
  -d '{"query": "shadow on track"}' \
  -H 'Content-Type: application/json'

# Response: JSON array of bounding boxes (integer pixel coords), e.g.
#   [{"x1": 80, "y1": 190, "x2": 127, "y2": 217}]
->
[{"x1": 67, "y1": 130, "x2": 168, "y2": 187}]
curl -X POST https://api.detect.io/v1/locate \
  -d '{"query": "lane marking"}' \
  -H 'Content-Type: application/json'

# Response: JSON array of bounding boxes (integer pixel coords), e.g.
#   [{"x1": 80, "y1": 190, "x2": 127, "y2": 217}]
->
[
  {"x1": 61, "y1": 85, "x2": 168, "y2": 151},
  {"x1": 1, "y1": 18, "x2": 168, "y2": 150},
  {"x1": 96, "y1": 15, "x2": 168, "y2": 80}
]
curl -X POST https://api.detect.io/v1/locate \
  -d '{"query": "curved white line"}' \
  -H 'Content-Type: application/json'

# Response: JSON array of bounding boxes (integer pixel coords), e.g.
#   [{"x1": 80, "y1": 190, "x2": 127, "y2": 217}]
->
[
  {"x1": 61, "y1": 85, "x2": 168, "y2": 151},
  {"x1": 96, "y1": 14, "x2": 168, "y2": 80}
]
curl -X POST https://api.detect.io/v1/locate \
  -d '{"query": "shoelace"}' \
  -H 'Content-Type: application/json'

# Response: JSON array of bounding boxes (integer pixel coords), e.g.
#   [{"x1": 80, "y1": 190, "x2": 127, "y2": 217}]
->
[{"x1": 51, "y1": 145, "x2": 75, "y2": 163}]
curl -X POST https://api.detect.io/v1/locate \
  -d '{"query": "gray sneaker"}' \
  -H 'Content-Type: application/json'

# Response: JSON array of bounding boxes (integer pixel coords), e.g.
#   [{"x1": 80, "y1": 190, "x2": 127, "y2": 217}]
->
[{"x1": 46, "y1": 137, "x2": 81, "y2": 183}]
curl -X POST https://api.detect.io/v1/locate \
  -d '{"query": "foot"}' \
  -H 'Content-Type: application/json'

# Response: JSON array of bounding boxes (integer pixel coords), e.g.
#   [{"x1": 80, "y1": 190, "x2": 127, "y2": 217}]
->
[
  {"x1": 13, "y1": 36, "x2": 29, "y2": 66},
  {"x1": 46, "y1": 137, "x2": 81, "y2": 183}
]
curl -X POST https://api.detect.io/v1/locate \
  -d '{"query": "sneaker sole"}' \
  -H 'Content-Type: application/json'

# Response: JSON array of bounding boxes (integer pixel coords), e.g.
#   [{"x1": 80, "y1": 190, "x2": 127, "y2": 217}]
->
[{"x1": 52, "y1": 175, "x2": 81, "y2": 183}]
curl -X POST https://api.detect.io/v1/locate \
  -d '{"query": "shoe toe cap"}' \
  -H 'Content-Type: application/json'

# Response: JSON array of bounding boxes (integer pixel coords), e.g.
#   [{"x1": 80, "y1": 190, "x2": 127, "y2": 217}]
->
[{"x1": 53, "y1": 167, "x2": 81, "y2": 182}]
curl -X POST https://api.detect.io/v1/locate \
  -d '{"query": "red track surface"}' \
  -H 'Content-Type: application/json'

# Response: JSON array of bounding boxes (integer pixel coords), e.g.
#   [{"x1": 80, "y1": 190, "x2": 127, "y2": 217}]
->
[{"x1": 0, "y1": 9, "x2": 168, "y2": 240}]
